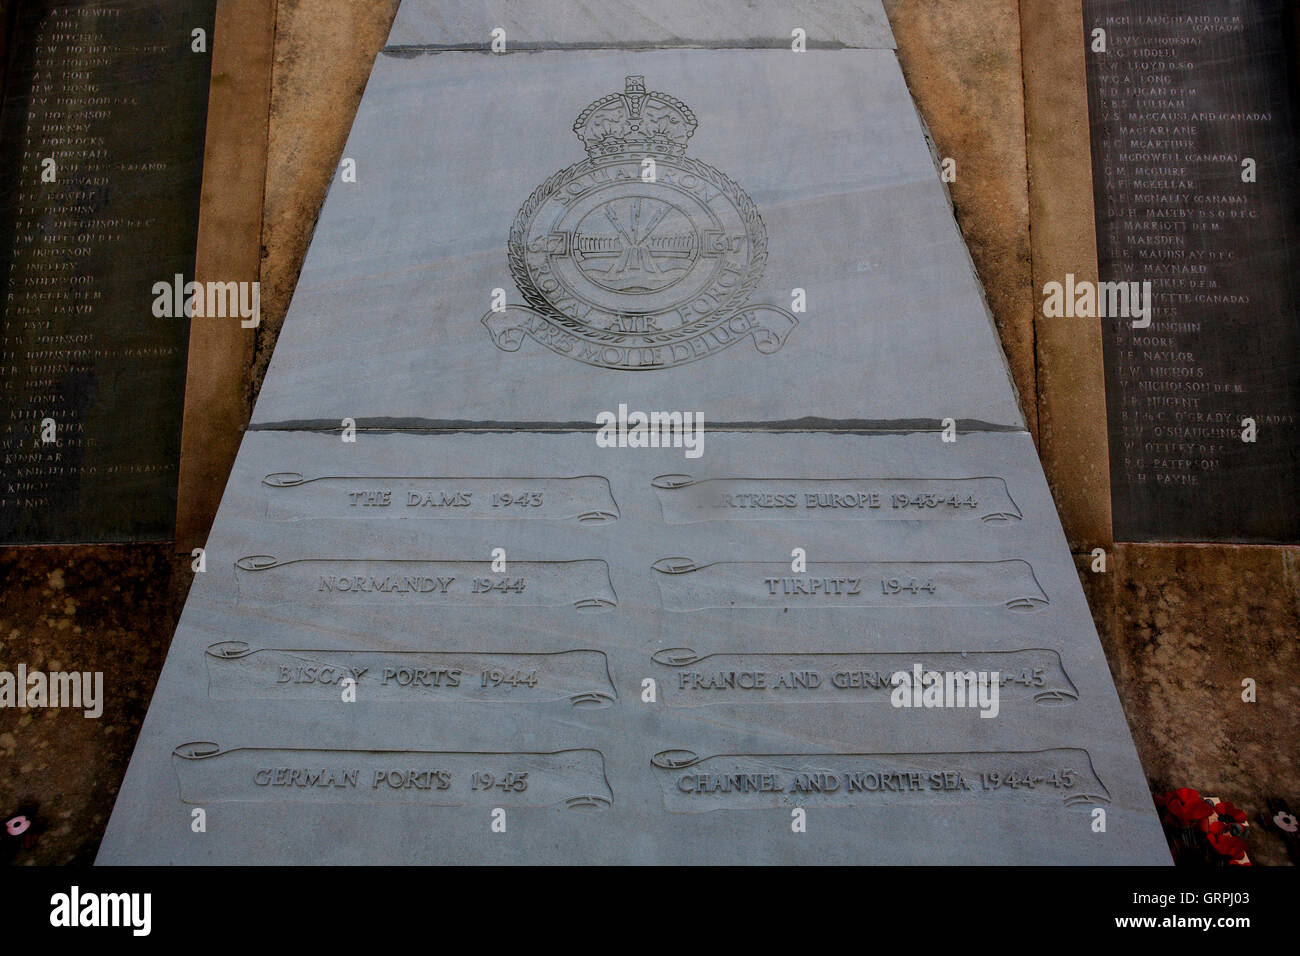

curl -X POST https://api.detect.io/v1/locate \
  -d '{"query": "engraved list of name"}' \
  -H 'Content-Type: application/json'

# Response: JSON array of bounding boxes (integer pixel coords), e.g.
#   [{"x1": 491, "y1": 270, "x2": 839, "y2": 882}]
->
[
  {"x1": 0, "y1": 0, "x2": 215, "y2": 542},
  {"x1": 1083, "y1": 0, "x2": 1300, "y2": 542}
]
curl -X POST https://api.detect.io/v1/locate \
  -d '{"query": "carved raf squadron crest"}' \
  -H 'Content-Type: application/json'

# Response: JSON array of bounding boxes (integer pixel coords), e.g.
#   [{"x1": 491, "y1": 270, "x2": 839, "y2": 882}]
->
[{"x1": 483, "y1": 76, "x2": 797, "y2": 370}]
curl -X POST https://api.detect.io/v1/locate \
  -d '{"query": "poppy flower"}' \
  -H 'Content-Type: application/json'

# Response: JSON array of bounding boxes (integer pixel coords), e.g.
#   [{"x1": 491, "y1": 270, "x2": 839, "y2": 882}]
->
[
  {"x1": 1205, "y1": 821, "x2": 1248, "y2": 861},
  {"x1": 1214, "y1": 801, "x2": 1247, "y2": 826},
  {"x1": 1163, "y1": 788, "x2": 1213, "y2": 828},
  {"x1": 1273, "y1": 811, "x2": 1298, "y2": 833}
]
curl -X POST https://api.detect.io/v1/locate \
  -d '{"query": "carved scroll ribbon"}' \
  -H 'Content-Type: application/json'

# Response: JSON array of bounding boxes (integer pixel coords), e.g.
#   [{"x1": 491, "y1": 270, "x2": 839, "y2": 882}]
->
[
  {"x1": 173, "y1": 742, "x2": 612, "y2": 810},
  {"x1": 651, "y1": 558, "x2": 1048, "y2": 611},
  {"x1": 205, "y1": 643, "x2": 616, "y2": 709},
  {"x1": 233, "y1": 556, "x2": 617, "y2": 611},
  {"x1": 652, "y1": 648, "x2": 1076, "y2": 705},
  {"x1": 261, "y1": 473, "x2": 618, "y2": 524},
  {"x1": 651, "y1": 748, "x2": 1108, "y2": 811},
  {"x1": 483, "y1": 304, "x2": 796, "y2": 370},
  {"x1": 651, "y1": 475, "x2": 1021, "y2": 524}
]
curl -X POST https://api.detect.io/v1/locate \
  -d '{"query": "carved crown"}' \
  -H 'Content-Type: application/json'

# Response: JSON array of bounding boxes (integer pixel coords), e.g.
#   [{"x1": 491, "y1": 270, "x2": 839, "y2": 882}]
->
[{"x1": 573, "y1": 76, "x2": 698, "y2": 158}]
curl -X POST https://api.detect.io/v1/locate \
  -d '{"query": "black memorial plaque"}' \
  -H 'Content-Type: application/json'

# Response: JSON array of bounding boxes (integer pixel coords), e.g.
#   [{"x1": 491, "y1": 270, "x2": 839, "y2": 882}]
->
[
  {"x1": 0, "y1": 0, "x2": 216, "y2": 543},
  {"x1": 1084, "y1": 0, "x2": 1300, "y2": 542}
]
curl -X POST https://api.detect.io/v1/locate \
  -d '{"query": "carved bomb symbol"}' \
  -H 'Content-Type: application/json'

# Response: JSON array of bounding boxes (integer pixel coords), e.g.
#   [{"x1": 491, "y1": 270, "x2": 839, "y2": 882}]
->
[{"x1": 483, "y1": 76, "x2": 797, "y2": 370}]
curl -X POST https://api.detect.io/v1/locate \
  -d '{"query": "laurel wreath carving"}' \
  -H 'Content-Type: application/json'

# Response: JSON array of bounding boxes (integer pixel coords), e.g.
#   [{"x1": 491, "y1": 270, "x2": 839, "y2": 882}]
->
[{"x1": 507, "y1": 155, "x2": 770, "y2": 347}]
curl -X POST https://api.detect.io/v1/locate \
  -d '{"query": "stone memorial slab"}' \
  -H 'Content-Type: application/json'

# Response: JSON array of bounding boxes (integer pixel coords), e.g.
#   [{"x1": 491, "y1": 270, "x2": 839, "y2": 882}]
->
[
  {"x1": 1083, "y1": 0, "x2": 1300, "y2": 542},
  {"x1": 385, "y1": 0, "x2": 896, "y2": 50},
  {"x1": 0, "y1": 0, "x2": 216, "y2": 543},
  {"x1": 249, "y1": 47, "x2": 1023, "y2": 429},
  {"x1": 99, "y1": 0, "x2": 1167, "y2": 864}
]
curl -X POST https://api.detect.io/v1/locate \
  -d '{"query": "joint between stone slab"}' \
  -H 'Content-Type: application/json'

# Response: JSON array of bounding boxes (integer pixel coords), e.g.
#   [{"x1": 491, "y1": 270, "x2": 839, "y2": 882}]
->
[
  {"x1": 246, "y1": 419, "x2": 1030, "y2": 436},
  {"x1": 380, "y1": 39, "x2": 885, "y2": 56}
]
